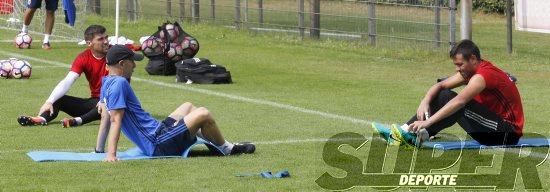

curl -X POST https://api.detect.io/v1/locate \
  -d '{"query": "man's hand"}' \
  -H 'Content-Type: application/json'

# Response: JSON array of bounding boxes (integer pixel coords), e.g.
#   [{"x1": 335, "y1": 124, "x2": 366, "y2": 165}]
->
[
  {"x1": 416, "y1": 101, "x2": 430, "y2": 121},
  {"x1": 408, "y1": 120, "x2": 433, "y2": 133},
  {"x1": 104, "y1": 153, "x2": 119, "y2": 162},
  {"x1": 38, "y1": 102, "x2": 54, "y2": 116}
]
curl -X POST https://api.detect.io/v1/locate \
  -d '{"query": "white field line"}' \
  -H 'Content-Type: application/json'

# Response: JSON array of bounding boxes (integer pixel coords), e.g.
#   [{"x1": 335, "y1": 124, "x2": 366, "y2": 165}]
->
[
  {"x1": 0, "y1": 50, "x2": 374, "y2": 127},
  {"x1": 0, "y1": 50, "x2": 548, "y2": 160}
]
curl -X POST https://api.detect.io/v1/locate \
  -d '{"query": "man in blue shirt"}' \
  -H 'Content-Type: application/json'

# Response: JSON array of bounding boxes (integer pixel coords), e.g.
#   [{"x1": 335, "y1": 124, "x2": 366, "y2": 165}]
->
[{"x1": 95, "y1": 45, "x2": 255, "y2": 162}]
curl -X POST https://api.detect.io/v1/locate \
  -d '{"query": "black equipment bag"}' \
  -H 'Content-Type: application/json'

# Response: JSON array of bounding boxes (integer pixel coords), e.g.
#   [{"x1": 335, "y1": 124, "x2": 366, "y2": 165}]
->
[{"x1": 175, "y1": 58, "x2": 232, "y2": 84}]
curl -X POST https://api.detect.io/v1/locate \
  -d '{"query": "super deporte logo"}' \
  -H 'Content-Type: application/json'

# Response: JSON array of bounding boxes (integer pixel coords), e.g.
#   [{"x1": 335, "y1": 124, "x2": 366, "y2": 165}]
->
[{"x1": 316, "y1": 132, "x2": 549, "y2": 191}]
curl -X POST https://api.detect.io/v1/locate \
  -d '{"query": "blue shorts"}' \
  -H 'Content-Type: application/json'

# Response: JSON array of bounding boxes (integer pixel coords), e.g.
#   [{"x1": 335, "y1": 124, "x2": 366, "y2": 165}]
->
[
  {"x1": 27, "y1": 0, "x2": 59, "y2": 11},
  {"x1": 153, "y1": 117, "x2": 196, "y2": 156}
]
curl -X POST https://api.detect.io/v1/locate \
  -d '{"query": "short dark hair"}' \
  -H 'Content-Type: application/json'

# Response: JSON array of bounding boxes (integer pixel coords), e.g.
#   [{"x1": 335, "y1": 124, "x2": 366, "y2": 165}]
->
[
  {"x1": 449, "y1": 39, "x2": 481, "y2": 61},
  {"x1": 84, "y1": 25, "x2": 106, "y2": 41}
]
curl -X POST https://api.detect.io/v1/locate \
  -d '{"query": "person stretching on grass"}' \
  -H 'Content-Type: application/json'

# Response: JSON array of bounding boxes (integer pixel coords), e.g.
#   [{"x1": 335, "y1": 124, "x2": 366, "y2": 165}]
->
[
  {"x1": 94, "y1": 45, "x2": 255, "y2": 161},
  {"x1": 17, "y1": 25, "x2": 110, "y2": 128},
  {"x1": 374, "y1": 40, "x2": 524, "y2": 147}
]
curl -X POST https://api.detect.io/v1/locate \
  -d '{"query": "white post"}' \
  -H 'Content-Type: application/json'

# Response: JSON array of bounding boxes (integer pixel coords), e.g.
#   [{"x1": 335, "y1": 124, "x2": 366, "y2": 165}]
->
[
  {"x1": 115, "y1": 0, "x2": 120, "y2": 44},
  {"x1": 460, "y1": 0, "x2": 472, "y2": 40}
]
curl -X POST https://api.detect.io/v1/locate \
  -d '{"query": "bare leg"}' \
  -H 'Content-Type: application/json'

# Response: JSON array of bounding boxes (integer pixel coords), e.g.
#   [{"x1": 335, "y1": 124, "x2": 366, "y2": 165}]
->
[
  {"x1": 44, "y1": 10, "x2": 55, "y2": 35},
  {"x1": 167, "y1": 102, "x2": 197, "y2": 122},
  {"x1": 23, "y1": 8, "x2": 37, "y2": 26},
  {"x1": 168, "y1": 104, "x2": 226, "y2": 146}
]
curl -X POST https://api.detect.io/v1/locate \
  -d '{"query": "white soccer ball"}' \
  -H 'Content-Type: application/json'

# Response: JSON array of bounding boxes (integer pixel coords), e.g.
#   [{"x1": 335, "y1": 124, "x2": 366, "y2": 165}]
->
[
  {"x1": 165, "y1": 43, "x2": 183, "y2": 62},
  {"x1": 141, "y1": 37, "x2": 164, "y2": 57},
  {"x1": 182, "y1": 36, "x2": 199, "y2": 58},
  {"x1": 165, "y1": 24, "x2": 180, "y2": 42},
  {"x1": 14, "y1": 33, "x2": 32, "y2": 49},
  {"x1": 0, "y1": 60, "x2": 13, "y2": 78},
  {"x1": 9, "y1": 59, "x2": 32, "y2": 79}
]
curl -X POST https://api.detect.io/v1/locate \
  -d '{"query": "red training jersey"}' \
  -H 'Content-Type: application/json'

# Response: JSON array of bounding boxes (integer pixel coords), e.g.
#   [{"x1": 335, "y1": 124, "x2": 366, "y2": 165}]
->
[
  {"x1": 471, "y1": 60, "x2": 524, "y2": 136},
  {"x1": 70, "y1": 49, "x2": 108, "y2": 98}
]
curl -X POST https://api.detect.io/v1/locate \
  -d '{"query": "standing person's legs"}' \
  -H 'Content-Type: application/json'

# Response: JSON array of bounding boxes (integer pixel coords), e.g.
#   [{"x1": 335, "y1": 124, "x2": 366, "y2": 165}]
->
[
  {"x1": 42, "y1": 0, "x2": 58, "y2": 49},
  {"x1": 22, "y1": 0, "x2": 41, "y2": 33}
]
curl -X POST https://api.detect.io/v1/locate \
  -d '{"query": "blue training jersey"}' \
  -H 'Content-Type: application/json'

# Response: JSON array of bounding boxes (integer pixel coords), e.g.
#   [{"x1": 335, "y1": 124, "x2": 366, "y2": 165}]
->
[{"x1": 100, "y1": 76, "x2": 159, "y2": 156}]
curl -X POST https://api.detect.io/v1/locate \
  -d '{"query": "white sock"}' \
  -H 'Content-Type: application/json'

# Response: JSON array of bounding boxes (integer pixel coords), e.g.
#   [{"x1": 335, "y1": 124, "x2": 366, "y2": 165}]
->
[
  {"x1": 43, "y1": 34, "x2": 50, "y2": 44},
  {"x1": 22, "y1": 25, "x2": 28, "y2": 33},
  {"x1": 74, "y1": 117, "x2": 82, "y2": 125},
  {"x1": 401, "y1": 124, "x2": 411, "y2": 132},
  {"x1": 219, "y1": 141, "x2": 234, "y2": 155}
]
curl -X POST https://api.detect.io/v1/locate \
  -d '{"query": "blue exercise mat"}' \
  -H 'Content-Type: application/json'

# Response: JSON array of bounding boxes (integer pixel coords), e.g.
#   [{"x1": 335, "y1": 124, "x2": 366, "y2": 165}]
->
[
  {"x1": 63, "y1": 0, "x2": 76, "y2": 26},
  {"x1": 27, "y1": 137, "x2": 225, "y2": 162},
  {"x1": 422, "y1": 138, "x2": 550, "y2": 150}
]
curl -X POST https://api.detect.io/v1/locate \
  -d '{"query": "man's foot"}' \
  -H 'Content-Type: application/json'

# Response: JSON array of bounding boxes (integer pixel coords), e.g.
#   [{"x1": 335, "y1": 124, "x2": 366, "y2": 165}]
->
[
  {"x1": 390, "y1": 124, "x2": 418, "y2": 149},
  {"x1": 17, "y1": 116, "x2": 47, "y2": 126},
  {"x1": 61, "y1": 118, "x2": 79, "y2": 128},
  {"x1": 371, "y1": 122, "x2": 400, "y2": 145},
  {"x1": 42, "y1": 42, "x2": 51, "y2": 50},
  {"x1": 230, "y1": 142, "x2": 256, "y2": 155}
]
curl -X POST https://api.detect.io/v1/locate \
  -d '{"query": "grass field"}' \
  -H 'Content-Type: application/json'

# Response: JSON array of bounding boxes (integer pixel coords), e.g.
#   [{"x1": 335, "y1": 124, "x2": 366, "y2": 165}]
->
[{"x1": 0, "y1": 13, "x2": 549, "y2": 191}]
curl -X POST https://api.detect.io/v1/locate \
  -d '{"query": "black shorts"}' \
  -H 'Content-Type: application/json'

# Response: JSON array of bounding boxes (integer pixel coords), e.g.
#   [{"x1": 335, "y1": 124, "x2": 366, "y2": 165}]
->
[
  {"x1": 27, "y1": 0, "x2": 59, "y2": 11},
  {"x1": 153, "y1": 117, "x2": 197, "y2": 156}
]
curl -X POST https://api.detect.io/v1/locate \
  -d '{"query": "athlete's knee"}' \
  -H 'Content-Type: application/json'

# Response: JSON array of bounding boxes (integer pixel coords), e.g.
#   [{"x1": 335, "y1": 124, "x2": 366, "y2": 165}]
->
[
  {"x1": 179, "y1": 102, "x2": 193, "y2": 109},
  {"x1": 46, "y1": 10, "x2": 55, "y2": 15},
  {"x1": 436, "y1": 89, "x2": 457, "y2": 102},
  {"x1": 195, "y1": 107, "x2": 212, "y2": 120}
]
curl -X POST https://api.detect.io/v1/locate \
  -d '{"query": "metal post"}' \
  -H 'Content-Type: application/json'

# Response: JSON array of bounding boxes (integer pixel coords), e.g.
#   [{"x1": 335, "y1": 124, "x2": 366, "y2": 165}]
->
[
  {"x1": 298, "y1": 0, "x2": 305, "y2": 39},
  {"x1": 94, "y1": 0, "x2": 101, "y2": 15},
  {"x1": 192, "y1": 0, "x2": 200, "y2": 23},
  {"x1": 449, "y1": 0, "x2": 456, "y2": 48},
  {"x1": 258, "y1": 0, "x2": 264, "y2": 27},
  {"x1": 86, "y1": 0, "x2": 93, "y2": 14},
  {"x1": 244, "y1": 0, "x2": 248, "y2": 28},
  {"x1": 310, "y1": 0, "x2": 320, "y2": 39},
  {"x1": 127, "y1": 0, "x2": 136, "y2": 21},
  {"x1": 235, "y1": 0, "x2": 241, "y2": 29},
  {"x1": 167, "y1": 0, "x2": 172, "y2": 17},
  {"x1": 434, "y1": 0, "x2": 441, "y2": 47},
  {"x1": 211, "y1": 0, "x2": 216, "y2": 20},
  {"x1": 179, "y1": 0, "x2": 185, "y2": 21},
  {"x1": 506, "y1": 0, "x2": 513, "y2": 54},
  {"x1": 460, "y1": 0, "x2": 472, "y2": 40},
  {"x1": 367, "y1": 0, "x2": 376, "y2": 45}
]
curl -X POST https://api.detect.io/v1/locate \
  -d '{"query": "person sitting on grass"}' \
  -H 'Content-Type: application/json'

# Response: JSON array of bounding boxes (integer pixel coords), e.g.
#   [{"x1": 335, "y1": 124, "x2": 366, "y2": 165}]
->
[
  {"x1": 17, "y1": 25, "x2": 110, "y2": 128},
  {"x1": 374, "y1": 40, "x2": 524, "y2": 148},
  {"x1": 94, "y1": 45, "x2": 255, "y2": 162}
]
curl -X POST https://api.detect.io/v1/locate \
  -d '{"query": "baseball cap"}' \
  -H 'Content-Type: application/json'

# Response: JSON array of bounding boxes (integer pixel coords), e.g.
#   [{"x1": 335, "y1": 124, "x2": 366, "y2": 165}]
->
[{"x1": 106, "y1": 45, "x2": 144, "y2": 65}]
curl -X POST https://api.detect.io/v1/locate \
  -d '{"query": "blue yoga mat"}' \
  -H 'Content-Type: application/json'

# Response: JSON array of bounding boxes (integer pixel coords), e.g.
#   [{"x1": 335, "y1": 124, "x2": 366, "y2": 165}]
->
[
  {"x1": 422, "y1": 138, "x2": 550, "y2": 150},
  {"x1": 27, "y1": 137, "x2": 225, "y2": 162}
]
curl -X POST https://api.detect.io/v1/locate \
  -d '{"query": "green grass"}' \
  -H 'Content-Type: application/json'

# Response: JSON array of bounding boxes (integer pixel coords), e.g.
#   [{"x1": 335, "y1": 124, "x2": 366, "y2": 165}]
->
[{"x1": 0, "y1": 13, "x2": 549, "y2": 191}]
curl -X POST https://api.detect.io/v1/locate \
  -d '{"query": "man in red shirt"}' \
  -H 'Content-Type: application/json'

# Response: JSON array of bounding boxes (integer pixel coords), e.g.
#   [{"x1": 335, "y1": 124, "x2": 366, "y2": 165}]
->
[
  {"x1": 17, "y1": 25, "x2": 110, "y2": 128},
  {"x1": 384, "y1": 40, "x2": 524, "y2": 147}
]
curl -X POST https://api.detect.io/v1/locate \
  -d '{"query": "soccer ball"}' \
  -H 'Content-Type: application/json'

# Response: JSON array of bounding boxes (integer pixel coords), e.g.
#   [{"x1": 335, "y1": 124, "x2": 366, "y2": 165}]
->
[
  {"x1": 9, "y1": 59, "x2": 32, "y2": 79},
  {"x1": 182, "y1": 37, "x2": 199, "y2": 58},
  {"x1": 14, "y1": 33, "x2": 32, "y2": 49},
  {"x1": 0, "y1": 60, "x2": 13, "y2": 78},
  {"x1": 165, "y1": 43, "x2": 183, "y2": 62},
  {"x1": 164, "y1": 24, "x2": 180, "y2": 41},
  {"x1": 141, "y1": 37, "x2": 164, "y2": 57}
]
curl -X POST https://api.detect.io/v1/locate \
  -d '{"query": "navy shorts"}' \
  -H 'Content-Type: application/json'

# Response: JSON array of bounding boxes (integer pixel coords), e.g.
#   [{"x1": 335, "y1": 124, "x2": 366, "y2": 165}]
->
[
  {"x1": 153, "y1": 117, "x2": 197, "y2": 156},
  {"x1": 27, "y1": 0, "x2": 59, "y2": 11}
]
